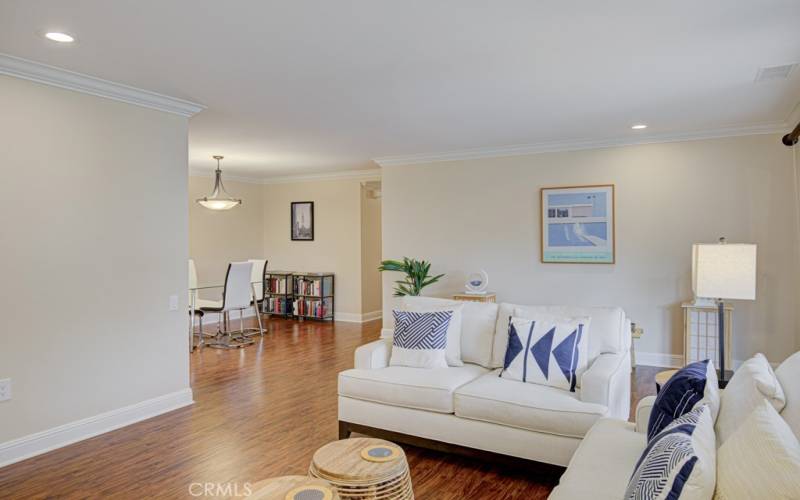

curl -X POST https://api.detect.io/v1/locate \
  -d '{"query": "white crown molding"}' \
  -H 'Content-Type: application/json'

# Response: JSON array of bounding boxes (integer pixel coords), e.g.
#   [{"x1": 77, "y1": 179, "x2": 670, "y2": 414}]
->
[
  {"x1": 0, "y1": 53, "x2": 205, "y2": 117},
  {"x1": 189, "y1": 167, "x2": 381, "y2": 185},
  {"x1": 373, "y1": 121, "x2": 787, "y2": 167},
  {"x1": 261, "y1": 168, "x2": 381, "y2": 185},
  {"x1": 0, "y1": 388, "x2": 193, "y2": 468}
]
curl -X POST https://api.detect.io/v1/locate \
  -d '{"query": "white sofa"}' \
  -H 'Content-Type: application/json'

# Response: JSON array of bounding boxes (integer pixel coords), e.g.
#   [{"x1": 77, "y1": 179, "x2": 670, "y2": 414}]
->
[
  {"x1": 338, "y1": 298, "x2": 632, "y2": 467},
  {"x1": 549, "y1": 351, "x2": 800, "y2": 499}
]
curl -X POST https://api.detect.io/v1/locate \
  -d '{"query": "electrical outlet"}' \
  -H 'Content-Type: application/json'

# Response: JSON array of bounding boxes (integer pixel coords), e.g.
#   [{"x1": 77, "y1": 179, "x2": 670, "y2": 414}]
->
[
  {"x1": 0, "y1": 379, "x2": 11, "y2": 402},
  {"x1": 169, "y1": 295, "x2": 179, "y2": 311}
]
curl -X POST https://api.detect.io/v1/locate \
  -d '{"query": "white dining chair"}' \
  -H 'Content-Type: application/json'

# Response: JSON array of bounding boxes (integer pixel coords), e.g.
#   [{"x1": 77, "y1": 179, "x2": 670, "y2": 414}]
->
[
  {"x1": 201, "y1": 261, "x2": 257, "y2": 348},
  {"x1": 242, "y1": 258, "x2": 268, "y2": 337}
]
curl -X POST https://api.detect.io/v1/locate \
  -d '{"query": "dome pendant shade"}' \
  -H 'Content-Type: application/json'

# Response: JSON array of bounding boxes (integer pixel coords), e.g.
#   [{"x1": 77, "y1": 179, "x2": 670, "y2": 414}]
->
[{"x1": 196, "y1": 156, "x2": 242, "y2": 210}]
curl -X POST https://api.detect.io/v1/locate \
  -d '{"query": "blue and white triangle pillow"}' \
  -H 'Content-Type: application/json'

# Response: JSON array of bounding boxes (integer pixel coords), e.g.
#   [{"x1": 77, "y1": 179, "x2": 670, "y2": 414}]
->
[
  {"x1": 500, "y1": 315, "x2": 590, "y2": 392},
  {"x1": 389, "y1": 310, "x2": 453, "y2": 369}
]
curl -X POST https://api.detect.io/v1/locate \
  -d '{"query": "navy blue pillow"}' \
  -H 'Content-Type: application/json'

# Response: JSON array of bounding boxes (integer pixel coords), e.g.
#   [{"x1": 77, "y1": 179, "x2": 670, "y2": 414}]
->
[{"x1": 647, "y1": 359, "x2": 717, "y2": 441}]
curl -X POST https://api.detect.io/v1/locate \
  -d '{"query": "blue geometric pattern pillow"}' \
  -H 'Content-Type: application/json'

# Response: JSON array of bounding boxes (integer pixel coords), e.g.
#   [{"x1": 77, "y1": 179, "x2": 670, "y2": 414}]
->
[
  {"x1": 647, "y1": 359, "x2": 720, "y2": 441},
  {"x1": 500, "y1": 315, "x2": 589, "y2": 392},
  {"x1": 389, "y1": 310, "x2": 452, "y2": 369},
  {"x1": 625, "y1": 405, "x2": 717, "y2": 500}
]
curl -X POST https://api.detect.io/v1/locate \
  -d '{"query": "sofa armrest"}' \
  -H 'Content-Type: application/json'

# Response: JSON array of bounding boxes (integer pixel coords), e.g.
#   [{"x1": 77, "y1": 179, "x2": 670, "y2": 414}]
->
[
  {"x1": 354, "y1": 338, "x2": 392, "y2": 369},
  {"x1": 634, "y1": 395, "x2": 657, "y2": 434},
  {"x1": 580, "y1": 351, "x2": 631, "y2": 419}
]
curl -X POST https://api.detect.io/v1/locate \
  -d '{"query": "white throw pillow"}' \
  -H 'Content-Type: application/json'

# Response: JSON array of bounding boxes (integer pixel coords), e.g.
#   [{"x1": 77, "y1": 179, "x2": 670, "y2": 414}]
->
[
  {"x1": 715, "y1": 353, "x2": 786, "y2": 444},
  {"x1": 625, "y1": 404, "x2": 716, "y2": 500},
  {"x1": 775, "y1": 350, "x2": 800, "y2": 437},
  {"x1": 459, "y1": 301, "x2": 498, "y2": 368},
  {"x1": 500, "y1": 315, "x2": 589, "y2": 392},
  {"x1": 714, "y1": 399, "x2": 800, "y2": 500},
  {"x1": 389, "y1": 310, "x2": 451, "y2": 369},
  {"x1": 401, "y1": 297, "x2": 464, "y2": 367}
]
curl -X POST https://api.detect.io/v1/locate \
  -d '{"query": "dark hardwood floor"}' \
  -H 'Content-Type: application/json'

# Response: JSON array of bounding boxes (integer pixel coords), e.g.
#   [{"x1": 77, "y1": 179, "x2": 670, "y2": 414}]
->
[{"x1": 0, "y1": 317, "x2": 660, "y2": 499}]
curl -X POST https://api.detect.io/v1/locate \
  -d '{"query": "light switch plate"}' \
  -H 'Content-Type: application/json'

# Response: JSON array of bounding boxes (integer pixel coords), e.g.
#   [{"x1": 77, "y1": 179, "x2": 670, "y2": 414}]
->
[
  {"x1": 169, "y1": 295, "x2": 179, "y2": 311},
  {"x1": 0, "y1": 379, "x2": 11, "y2": 402}
]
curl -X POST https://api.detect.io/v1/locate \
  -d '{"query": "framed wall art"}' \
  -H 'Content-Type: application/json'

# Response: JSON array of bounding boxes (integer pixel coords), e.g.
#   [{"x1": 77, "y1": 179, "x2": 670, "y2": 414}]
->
[
  {"x1": 291, "y1": 201, "x2": 314, "y2": 241},
  {"x1": 540, "y1": 184, "x2": 615, "y2": 264}
]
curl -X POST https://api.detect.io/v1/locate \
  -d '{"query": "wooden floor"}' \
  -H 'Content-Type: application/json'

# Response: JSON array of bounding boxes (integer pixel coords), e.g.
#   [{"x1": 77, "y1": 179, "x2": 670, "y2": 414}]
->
[{"x1": 0, "y1": 317, "x2": 660, "y2": 500}]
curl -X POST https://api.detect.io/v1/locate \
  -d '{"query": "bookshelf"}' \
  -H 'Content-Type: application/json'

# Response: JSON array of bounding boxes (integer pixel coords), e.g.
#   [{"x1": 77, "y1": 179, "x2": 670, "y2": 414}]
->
[
  {"x1": 293, "y1": 272, "x2": 335, "y2": 321},
  {"x1": 262, "y1": 271, "x2": 294, "y2": 317}
]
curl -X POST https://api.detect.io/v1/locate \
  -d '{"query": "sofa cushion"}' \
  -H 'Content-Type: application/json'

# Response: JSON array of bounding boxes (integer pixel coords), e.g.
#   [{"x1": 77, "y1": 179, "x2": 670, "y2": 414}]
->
[
  {"x1": 775, "y1": 350, "x2": 800, "y2": 437},
  {"x1": 454, "y1": 369, "x2": 608, "y2": 438},
  {"x1": 716, "y1": 353, "x2": 786, "y2": 444},
  {"x1": 491, "y1": 304, "x2": 626, "y2": 368},
  {"x1": 401, "y1": 297, "x2": 464, "y2": 366},
  {"x1": 459, "y1": 301, "x2": 498, "y2": 368},
  {"x1": 549, "y1": 418, "x2": 646, "y2": 500},
  {"x1": 715, "y1": 399, "x2": 800, "y2": 500},
  {"x1": 338, "y1": 364, "x2": 488, "y2": 413}
]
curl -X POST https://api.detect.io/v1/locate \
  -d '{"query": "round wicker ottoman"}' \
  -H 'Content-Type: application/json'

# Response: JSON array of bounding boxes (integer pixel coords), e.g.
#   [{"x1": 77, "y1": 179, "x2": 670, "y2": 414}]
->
[
  {"x1": 246, "y1": 475, "x2": 340, "y2": 500},
  {"x1": 309, "y1": 438, "x2": 414, "y2": 499}
]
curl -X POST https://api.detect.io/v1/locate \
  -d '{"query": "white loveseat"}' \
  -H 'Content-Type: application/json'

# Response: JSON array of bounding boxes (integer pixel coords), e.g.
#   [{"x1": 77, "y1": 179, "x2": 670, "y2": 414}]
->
[
  {"x1": 549, "y1": 351, "x2": 800, "y2": 499},
  {"x1": 338, "y1": 298, "x2": 632, "y2": 466}
]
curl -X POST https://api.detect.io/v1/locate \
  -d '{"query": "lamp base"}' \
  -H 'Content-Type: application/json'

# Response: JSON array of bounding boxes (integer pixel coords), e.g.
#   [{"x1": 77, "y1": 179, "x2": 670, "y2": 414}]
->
[{"x1": 717, "y1": 369, "x2": 734, "y2": 389}]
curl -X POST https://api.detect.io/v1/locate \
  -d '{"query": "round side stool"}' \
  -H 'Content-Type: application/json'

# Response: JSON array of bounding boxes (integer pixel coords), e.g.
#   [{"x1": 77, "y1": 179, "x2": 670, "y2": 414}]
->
[
  {"x1": 309, "y1": 438, "x2": 414, "y2": 499},
  {"x1": 246, "y1": 475, "x2": 339, "y2": 500}
]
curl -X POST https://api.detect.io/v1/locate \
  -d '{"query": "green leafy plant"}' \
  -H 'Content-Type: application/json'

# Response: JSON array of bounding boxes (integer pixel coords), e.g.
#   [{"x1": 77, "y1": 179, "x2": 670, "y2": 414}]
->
[{"x1": 378, "y1": 257, "x2": 445, "y2": 297}]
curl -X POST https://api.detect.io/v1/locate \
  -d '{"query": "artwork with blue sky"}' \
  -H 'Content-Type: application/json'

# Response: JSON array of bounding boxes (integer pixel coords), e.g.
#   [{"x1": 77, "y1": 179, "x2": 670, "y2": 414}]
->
[
  {"x1": 547, "y1": 192, "x2": 607, "y2": 217},
  {"x1": 542, "y1": 185, "x2": 614, "y2": 263}
]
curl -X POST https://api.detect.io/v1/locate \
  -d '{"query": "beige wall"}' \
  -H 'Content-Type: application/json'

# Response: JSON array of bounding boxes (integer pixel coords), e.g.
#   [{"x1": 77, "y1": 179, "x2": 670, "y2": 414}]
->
[
  {"x1": 262, "y1": 179, "x2": 364, "y2": 317},
  {"x1": 360, "y1": 184, "x2": 383, "y2": 315},
  {"x1": 0, "y1": 75, "x2": 191, "y2": 444},
  {"x1": 382, "y1": 134, "x2": 799, "y2": 364},
  {"x1": 189, "y1": 177, "x2": 265, "y2": 285}
]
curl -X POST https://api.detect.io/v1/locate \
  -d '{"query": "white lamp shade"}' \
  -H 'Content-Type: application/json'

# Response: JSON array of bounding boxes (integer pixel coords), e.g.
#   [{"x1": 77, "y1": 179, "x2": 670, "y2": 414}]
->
[{"x1": 692, "y1": 243, "x2": 757, "y2": 300}]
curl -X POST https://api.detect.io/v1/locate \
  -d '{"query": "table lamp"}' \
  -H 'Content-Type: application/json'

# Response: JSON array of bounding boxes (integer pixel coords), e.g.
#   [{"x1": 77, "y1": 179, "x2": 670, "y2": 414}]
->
[{"x1": 692, "y1": 237, "x2": 757, "y2": 387}]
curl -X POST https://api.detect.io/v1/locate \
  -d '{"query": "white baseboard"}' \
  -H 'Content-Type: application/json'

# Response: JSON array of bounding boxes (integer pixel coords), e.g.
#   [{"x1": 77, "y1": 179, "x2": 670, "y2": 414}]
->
[
  {"x1": 635, "y1": 352, "x2": 779, "y2": 370},
  {"x1": 334, "y1": 311, "x2": 383, "y2": 323},
  {"x1": 0, "y1": 388, "x2": 194, "y2": 469},
  {"x1": 361, "y1": 310, "x2": 383, "y2": 322},
  {"x1": 635, "y1": 351, "x2": 684, "y2": 368}
]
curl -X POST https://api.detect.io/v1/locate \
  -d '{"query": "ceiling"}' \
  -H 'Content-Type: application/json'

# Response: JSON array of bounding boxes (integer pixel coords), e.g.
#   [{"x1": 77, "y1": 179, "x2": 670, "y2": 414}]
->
[{"x1": 1, "y1": 1, "x2": 799, "y2": 179}]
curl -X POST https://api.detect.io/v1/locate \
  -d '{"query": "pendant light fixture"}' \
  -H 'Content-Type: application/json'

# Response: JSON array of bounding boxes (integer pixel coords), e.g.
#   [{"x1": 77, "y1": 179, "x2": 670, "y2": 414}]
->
[{"x1": 196, "y1": 155, "x2": 242, "y2": 210}]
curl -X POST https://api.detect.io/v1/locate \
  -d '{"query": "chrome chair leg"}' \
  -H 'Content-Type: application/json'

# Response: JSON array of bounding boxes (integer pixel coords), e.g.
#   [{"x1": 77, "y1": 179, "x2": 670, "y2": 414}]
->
[{"x1": 207, "y1": 310, "x2": 253, "y2": 349}]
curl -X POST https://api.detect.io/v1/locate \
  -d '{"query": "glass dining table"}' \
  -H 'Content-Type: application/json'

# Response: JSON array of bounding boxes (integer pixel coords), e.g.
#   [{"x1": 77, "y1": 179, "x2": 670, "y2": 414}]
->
[{"x1": 188, "y1": 281, "x2": 262, "y2": 351}]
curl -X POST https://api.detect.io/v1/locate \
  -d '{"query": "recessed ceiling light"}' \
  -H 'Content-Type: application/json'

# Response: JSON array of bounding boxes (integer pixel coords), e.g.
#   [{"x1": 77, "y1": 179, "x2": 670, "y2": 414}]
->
[
  {"x1": 45, "y1": 32, "x2": 75, "y2": 43},
  {"x1": 631, "y1": 124, "x2": 648, "y2": 130}
]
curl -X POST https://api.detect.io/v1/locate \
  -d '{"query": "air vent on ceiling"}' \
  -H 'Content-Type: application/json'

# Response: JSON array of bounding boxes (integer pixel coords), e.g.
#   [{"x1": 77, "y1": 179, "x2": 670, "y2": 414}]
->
[{"x1": 755, "y1": 64, "x2": 797, "y2": 82}]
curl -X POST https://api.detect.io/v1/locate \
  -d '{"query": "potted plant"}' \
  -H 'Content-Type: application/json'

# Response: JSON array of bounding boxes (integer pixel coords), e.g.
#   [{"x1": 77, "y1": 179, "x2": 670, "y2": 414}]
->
[{"x1": 378, "y1": 257, "x2": 445, "y2": 297}]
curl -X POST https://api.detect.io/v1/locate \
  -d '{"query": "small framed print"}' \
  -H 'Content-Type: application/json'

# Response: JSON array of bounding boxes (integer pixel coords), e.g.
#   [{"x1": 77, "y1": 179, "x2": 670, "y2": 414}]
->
[
  {"x1": 541, "y1": 184, "x2": 615, "y2": 264},
  {"x1": 291, "y1": 201, "x2": 314, "y2": 241}
]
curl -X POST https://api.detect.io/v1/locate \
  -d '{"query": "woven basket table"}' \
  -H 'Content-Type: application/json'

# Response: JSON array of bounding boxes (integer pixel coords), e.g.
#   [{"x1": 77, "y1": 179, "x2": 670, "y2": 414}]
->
[
  {"x1": 309, "y1": 438, "x2": 414, "y2": 500},
  {"x1": 246, "y1": 475, "x2": 340, "y2": 500}
]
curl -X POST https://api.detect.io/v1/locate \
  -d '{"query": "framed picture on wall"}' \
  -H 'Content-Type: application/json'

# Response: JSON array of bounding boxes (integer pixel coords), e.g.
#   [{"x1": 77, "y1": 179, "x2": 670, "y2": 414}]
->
[
  {"x1": 540, "y1": 184, "x2": 615, "y2": 264},
  {"x1": 291, "y1": 201, "x2": 314, "y2": 241}
]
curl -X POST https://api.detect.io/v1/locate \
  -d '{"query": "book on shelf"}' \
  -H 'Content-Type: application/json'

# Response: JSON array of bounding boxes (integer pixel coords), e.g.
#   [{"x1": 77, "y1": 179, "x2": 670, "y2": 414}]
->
[
  {"x1": 266, "y1": 277, "x2": 289, "y2": 294},
  {"x1": 293, "y1": 297, "x2": 333, "y2": 318},
  {"x1": 265, "y1": 296, "x2": 291, "y2": 314},
  {"x1": 294, "y1": 275, "x2": 333, "y2": 296}
]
